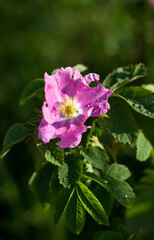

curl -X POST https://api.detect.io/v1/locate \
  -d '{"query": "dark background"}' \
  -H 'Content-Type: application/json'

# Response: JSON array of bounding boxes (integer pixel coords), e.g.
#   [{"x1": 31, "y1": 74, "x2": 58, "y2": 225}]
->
[{"x1": 0, "y1": 0, "x2": 154, "y2": 239}]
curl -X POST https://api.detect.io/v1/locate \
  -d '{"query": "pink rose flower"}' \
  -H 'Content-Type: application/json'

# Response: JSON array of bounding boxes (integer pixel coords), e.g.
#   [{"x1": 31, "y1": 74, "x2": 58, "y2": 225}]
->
[{"x1": 38, "y1": 67, "x2": 113, "y2": 148}]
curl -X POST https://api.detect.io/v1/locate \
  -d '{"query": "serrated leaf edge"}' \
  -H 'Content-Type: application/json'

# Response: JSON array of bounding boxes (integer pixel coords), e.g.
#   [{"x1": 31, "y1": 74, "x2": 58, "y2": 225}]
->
[{"x1": 76, "y1": 181, "x2": 109, "y2": 226}]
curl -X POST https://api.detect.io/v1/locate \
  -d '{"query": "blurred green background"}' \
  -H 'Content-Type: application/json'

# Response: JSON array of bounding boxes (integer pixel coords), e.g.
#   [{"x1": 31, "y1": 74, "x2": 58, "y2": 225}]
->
[{"x1": 0, "y1": 0, "x2": 154, "y2": 239}]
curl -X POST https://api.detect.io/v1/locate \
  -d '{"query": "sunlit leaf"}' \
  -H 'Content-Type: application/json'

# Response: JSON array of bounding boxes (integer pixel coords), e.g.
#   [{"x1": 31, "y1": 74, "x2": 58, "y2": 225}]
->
[
  {"x1": 142, "y1": 83, "x2": 154, "y2": 92},
  {"x1": 136, "y1": 131, "x2": 153, "y2": 161},
  {"x1": 36, "y1": 140, "x2": 64, "y2": 167},
  {"x1": 51, "y1": 69, "x2": 57, "y2": 75},
  {"x1": 102, "y1": 63, "x2": 147, "y2": 91},
  {"x1": 93, "y1": 185, "x2": 113, "y2": 216},
  {"x1": 118, "y1": 87, "x2": 154, "y2": 118},
  {"x1": 105, "y1": 164, "x2": 131, "y2": 181},
  {"x1": 76, "y1": 181, "x2": 109, "y2": 225},
  {"x1": 73, "y1": 64, "x2": 88, "y2": 73},
  {"x1": 82, "y1": 172, "x2": 109, "y2": 191}
]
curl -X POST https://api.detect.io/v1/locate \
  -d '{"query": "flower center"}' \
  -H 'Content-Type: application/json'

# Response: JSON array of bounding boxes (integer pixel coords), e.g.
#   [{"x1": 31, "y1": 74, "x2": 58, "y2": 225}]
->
[{"x1": 59, "y1": 97, "x2": 77, "y2": 117}]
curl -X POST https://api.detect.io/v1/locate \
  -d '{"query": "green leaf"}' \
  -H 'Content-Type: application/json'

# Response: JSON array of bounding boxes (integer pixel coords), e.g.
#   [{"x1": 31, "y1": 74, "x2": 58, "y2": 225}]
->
[
  {"x1": 136, "y1": 131, "x2": 153, "y2": 161},
  {"x1": 118, "y1": 87, "x2": 154, "y2": 118},
  {"x1": 66, "y1": 190, "x2": 86, "y2": 234},
  {"x1": 0, "y1": 123, "x2": 29, "y2": 158},
  {"x1": 73, "y1": 64, "x2": 88, "y2": 73},
  {"x1": 102, "y1": 63, "x2": 147, "y2": 91},
  {"x1": 54, "y1": 187, "x2": 74, "y2": 224},
  {"x1": 22, "y1": 120, "x2": 37, "y2": 133},
  {"x1": 142, "y1": 83, "x2": 154, "y2": 92},
  {"x1": 105, "y1": 164, "x2": 131, "y2": 181},
  {"x1": 58, "y1": 152, "x2": 83, "y2": 188},
  {"x1": 81, "y1": 147, "x2": 109, "y2": 172},
  {"x1": 93, "y1": 185, "x2": 113, "y2": 216},
  {"x1": 51, "y1": 69, "x2": 57, "y2": 75},
  {"x1": 20, "y1": 79, "x2": 44, "y2": 105},
  {"x1": 82, "y1": 172, "x2": 109, "y2": 191},
  {"x1": 52, "y1": 65, "x2": 88, "y2": 75},
  {"x1": 103, "y1": 97, "x2": 137, "y2": 144},
  {"x1": 58, "y1": 162, "x2": 71, "y2": 188},
  {"x1": 97, "y1": 231, "x2": 123, "y2": 240},
  {"x1": 108, "y1": 179, "x2": 135, "y2": 207},
  {"x1": 36, "y1": 140, "x2": 64, "y2": 167},
  {"x1": 29, "y1": 162, "x2": 55, "y2": 203},
  {"x1": 76, "y1": 181, "x2": 109, "y2": 225}
]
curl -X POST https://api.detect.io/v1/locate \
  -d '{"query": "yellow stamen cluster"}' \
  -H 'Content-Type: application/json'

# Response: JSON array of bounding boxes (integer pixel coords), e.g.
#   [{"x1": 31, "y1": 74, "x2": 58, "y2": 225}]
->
[{"x1": 59, "y1": 97, "x2": 77, "y2": 117}]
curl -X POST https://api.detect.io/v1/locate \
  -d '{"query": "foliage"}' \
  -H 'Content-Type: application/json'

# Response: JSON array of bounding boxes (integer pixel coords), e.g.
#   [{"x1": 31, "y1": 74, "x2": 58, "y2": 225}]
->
[
  {"x1": 0, "y1": 63, "x2": 154, "y2": 240},
  {"x1": 118, "y1": 87, "x2": 154, "y2": 118},
  {"x1": 102, "y1": 63, "x2": 147, "y2": 91},
  {"x1": 36, "y1": 138, "x2": 64, "y2": 167},
  {"x1": 136, "y1": 131, "x2": 153, "y2": 161},
  {"x1": 66, "y1": 189, "x2": 86, "y2": 234},
  {"x1": 0, "y1": 123, "x2": 30, "y2": 158},
  {"x1": 20, "y1": 79, "x2": 44, "y2": 105},
  {"x1": 103, "y1": 96, "x2": 137, "y2": 144}
]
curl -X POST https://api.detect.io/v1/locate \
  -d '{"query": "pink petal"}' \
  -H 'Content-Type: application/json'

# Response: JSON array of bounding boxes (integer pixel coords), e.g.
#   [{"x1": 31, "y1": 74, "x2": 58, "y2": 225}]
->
[
  {"x1": 56, "y1": 125, "x2": 90, "y2": 148},
  {"x1": 38, "y1": 118, "x2": 69, "y2": 144},
  {"x1": 72, "y1": 107, "x2": 93, "y2": 127},
  {"x1": 91, "y1": 101, "x2": 110, "y2": 117},
  {"x1": 75, "y1": 82, "x2": 107, "y2": 108},
  {"x1": 44, "y1": 73, "x2": 65, "y2": 109},
  {"x1": 54, "y1": 67, "x2": 80, "y2": 97},
  {"x1": 84, "y1": 73, "x2": 100, "y2": 85},
  {"x1": 96, "y1": 88, "x2": 113, "y2": 101},
  {"x1": 38, "y1": 118, "x2": 56, "y2": 144},
  {"x1": 42, "y1": 101, "x2": 61, "y2": 124},
  {"x1": 55, "y1": 67, "x2": 73, "y2": 88}
]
